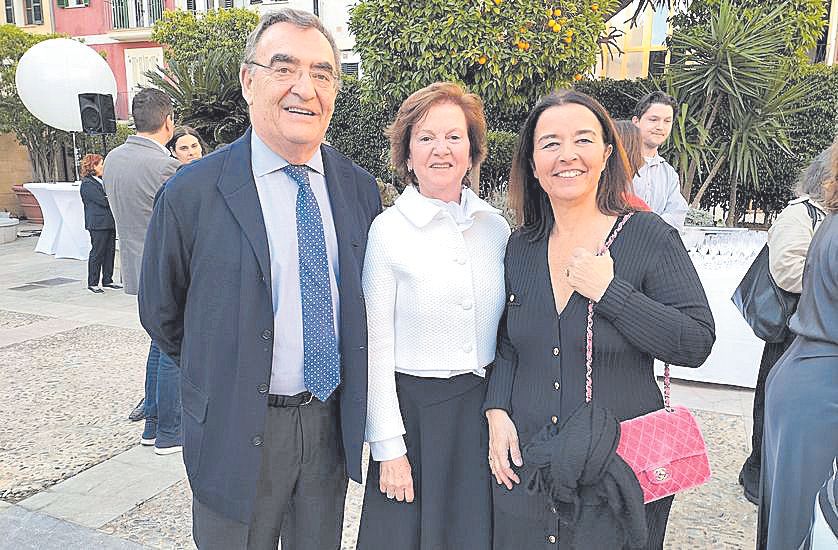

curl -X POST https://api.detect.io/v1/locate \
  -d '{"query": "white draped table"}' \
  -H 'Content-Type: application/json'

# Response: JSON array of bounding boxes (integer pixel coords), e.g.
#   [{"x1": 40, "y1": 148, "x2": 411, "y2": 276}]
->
[
  {"x1": 654, "y1": 228, "x2": 766, "y2": 388},
  {"x1": 23, "y1": 182, "x2": 91, "y2": 261}
]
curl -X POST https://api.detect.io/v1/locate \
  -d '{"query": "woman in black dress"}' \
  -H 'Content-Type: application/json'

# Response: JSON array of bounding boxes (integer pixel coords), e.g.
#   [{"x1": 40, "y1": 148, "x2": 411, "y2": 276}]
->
[{"x1": 484, "y1": 90, "x2": 715, "y2": 549}]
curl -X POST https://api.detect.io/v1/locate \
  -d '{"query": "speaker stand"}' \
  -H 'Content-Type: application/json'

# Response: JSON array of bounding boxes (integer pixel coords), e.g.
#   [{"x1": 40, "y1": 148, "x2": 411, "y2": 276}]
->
[{"x1": 71, "y1": 132, "x2": 80, "y2": 182}]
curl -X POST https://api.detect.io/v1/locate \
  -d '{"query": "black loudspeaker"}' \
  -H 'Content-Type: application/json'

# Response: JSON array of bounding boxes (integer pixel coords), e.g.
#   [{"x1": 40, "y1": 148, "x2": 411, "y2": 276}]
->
[{"x1": 78, "y1": 93, "x2": 117, "y2": 135}]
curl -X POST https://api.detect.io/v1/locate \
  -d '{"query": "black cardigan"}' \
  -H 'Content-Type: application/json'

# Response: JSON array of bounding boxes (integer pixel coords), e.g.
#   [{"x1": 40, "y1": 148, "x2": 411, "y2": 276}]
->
[{"x1": 484, "y1": 212, "x2": 715, "y2": 445}]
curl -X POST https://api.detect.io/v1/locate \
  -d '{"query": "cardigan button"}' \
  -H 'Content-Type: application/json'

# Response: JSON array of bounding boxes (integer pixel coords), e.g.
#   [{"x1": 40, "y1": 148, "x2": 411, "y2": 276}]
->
[
  {"x1": 552, "y1": 347, "x2": 560, "y2": 356},
  {"x1": 547, "y1": 535, "x2": 557, "y2": 544},
  {"x1": 554, "y1": 381, "x2": 560, "y2": 391},
  {"x1": 551, "y1": 415, "x2": 558, "y2": 424},
  {"x1": 509, "y1": 294, "x2": 516, "y2": 303}
]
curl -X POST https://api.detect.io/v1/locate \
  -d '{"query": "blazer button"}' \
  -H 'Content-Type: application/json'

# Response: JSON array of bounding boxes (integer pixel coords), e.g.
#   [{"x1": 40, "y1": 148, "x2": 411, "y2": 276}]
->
[
  {"x1": 509, "y1": 294, "x2": 516, "y2": 303},
  {"x1": 551, "y1": 415, "x2": 558, "y2": 424},
  {"x1": 251, "y1": 435, "x2": 263, "y2": 447},
  {"x1": 552, "y1": 347, "x2": 560, "y2": 356},
  {"x1": 257, "y1": 383, "x2": 268, "y2": 394},
  {"x1": 554, "y1": 381, "x2": 561, "y2": 391},
  {"x1": 547, "y1": 535, "x2": 557, "y2": 544},
  {"x1": 261, "y1": 329, "x2": 272, "y2": 341}
]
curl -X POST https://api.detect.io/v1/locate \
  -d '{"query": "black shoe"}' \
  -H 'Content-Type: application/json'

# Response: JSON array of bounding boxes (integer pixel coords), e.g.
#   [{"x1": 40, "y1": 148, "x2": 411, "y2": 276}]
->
[
  {"x1": 738, "y1": 464, "x2": 760, "y2": 505},
  {"x1": 128, "y1": 397, "x2": 146, "y2": 422},
  {"x1": 88, "y1": 286, "x2": 104, "y2": 294},
  {"x1": 102, "y1": 283, "x2": 123, "y2": 289}
]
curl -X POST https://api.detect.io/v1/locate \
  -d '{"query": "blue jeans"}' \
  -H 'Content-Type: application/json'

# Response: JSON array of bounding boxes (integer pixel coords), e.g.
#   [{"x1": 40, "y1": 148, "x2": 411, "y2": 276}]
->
[{"x1": 143, "y1": 340, "x2": 182, "y2": 447}]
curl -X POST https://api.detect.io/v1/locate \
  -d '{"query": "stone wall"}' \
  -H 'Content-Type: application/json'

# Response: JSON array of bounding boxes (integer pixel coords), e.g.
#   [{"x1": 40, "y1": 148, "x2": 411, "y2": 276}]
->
[{"x1": 0, "y1": 133, "x2": 33, "y2": 217}]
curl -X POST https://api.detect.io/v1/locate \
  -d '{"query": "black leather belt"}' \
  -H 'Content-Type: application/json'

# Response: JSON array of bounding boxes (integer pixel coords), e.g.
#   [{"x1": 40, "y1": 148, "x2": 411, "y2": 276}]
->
[{"x1": 267, "y1": 391, "x2": 314, "y2": 407}]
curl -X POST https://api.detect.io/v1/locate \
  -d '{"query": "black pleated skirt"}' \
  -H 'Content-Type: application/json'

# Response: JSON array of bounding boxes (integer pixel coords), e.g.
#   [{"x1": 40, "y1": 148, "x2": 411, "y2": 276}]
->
[{"x1": 357, "y1": 372, "x2": 492, "y2": 550}]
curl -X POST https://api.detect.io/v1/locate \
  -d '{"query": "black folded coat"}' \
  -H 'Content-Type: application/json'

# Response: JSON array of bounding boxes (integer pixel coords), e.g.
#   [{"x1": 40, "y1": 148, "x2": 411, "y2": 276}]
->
[{"x1": 523, "y1": 403, "x2": 648, "y2": 550}]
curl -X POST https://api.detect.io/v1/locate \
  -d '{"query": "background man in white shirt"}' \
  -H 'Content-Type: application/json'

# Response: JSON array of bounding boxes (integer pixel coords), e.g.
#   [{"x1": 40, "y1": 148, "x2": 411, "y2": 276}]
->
[{"x1": 632, "y1": 91, "x2": 689, "y2": 230}]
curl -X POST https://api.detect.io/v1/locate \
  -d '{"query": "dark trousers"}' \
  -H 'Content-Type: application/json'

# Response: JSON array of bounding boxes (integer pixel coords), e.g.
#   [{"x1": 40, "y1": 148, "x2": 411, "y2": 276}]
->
[
  {"x1": 743, "y1": 335, "x2": 795, "y2": 475},
  {"x1": 192, "y1": 396, "x2": 348, "y2": 550},
  {"x1": 87, "y1": 229, "x2": 115, "y2": 287}
]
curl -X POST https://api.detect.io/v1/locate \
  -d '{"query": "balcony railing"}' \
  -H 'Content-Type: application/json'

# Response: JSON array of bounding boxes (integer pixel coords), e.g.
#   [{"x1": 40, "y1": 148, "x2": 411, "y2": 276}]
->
[{"x1": 112, "y1": 0, "x2": 163, "y2": 29}]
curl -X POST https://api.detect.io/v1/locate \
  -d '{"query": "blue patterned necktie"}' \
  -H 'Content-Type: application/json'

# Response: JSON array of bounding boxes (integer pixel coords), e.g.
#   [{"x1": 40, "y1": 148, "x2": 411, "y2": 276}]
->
[{"x1": 283, "y1": 164, "x2": 340, "y2": 401}]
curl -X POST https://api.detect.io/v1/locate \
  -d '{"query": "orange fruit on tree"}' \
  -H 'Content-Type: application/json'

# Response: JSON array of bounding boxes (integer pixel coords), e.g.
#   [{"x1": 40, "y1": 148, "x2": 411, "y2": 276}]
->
[
  {"x1": 573, "y1": 73, "x2": 583, "y2": 81},
  {"x1": 478, "y1": 55, "x2": 488, "y2": 64},
  {"x1": 554, "y1": 8, "x2": 562, "y2": 16}
]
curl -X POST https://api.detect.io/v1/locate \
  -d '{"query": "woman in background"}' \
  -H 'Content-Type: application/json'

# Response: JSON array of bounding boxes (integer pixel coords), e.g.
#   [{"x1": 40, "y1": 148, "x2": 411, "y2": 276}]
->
[
  {"x1": 615, "y1": 119, "x2": 650, "y2": 211},
  {"x1": 758, "y1": 141, "x2": 838, "y2": 549},
  {"x1": 79, "y1": 153, "x2": 120, "y2": 293},
  {"x1": 166, "y1": 126, "x2": 206, "y2": 165},
  {"x1": 738, "y1": 150, "x2": 829, "y2": 504}
]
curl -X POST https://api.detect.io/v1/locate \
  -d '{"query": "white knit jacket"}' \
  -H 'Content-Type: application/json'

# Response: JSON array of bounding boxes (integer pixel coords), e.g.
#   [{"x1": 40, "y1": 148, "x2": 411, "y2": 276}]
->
[{"x1": 362, "y1": 186, "x2": 510, "y2": 461}]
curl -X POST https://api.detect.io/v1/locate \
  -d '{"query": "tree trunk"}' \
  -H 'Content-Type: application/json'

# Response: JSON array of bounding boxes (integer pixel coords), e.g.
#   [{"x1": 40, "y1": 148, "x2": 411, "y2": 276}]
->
[
  {"x1": 726, "y1": 180, "x2": 739, "y2": 227},
  {"x1": 682, "y1": 95, "x2": 723, "y2": 200},
  {"x1": 690, "y1": 154, "x2": 726, "y2": 208}
]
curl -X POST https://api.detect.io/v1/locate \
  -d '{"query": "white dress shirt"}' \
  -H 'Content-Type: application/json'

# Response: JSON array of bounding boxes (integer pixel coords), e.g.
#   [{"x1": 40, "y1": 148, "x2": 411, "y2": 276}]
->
[
  {"x1": 363, "y1": 185, "x2": 510, "y2": 461},
  {"x1": 250, "y1": 131, "x2": 340, "y2": 396},
  {"x1": 633, "y1": 154, "x2": 689, "y2": 230}
]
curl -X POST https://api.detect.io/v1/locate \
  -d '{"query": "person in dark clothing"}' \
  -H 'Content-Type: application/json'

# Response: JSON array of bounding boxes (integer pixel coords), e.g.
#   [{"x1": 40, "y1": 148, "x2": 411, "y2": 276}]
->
[
  {"x1": 79, "y1": 154, "x2": 121, "y2": 293},
  {"x1": 737, "y1": 150, "x2": 829, "y2": 504},
  {"x1": 758, "y1": 141, "x2": 838, "y2": 550},
  {"x1": 484, "y1": 90, "x2": 715, "y2": 549}
]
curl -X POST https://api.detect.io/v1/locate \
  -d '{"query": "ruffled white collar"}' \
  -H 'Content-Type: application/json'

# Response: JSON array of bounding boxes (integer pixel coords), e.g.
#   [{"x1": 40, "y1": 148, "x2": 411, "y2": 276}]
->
[{"x1": 395, "y1": 185, "x2": 500, "y2": 231}]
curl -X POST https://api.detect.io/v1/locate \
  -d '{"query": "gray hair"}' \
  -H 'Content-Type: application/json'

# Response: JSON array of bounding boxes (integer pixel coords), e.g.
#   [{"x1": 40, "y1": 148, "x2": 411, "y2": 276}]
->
[
  {"x1": 242, "y1": 8, "x2": 342, "y2": 87},
  {"x1": 795, "y1": 148, "x2": 832, "y2": 203}
]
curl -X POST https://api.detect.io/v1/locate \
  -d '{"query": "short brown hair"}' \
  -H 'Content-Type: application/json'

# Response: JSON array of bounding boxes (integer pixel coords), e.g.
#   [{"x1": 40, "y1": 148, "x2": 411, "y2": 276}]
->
[
  {"x1": 824, "y1": 139, "x2": 838, "y2": 213},
  {"x1": 80, "y1": 153, "x2": 103, "y2": 177},
  {"x1": 132, "y1": 88, "x2": 173, "y2": 133},
  {"x1": 510, "y1": 90, "x2": 635, "y2": 240},
  {"x1": 387, "y1": 82, "x2": 487, "y2": 188}
]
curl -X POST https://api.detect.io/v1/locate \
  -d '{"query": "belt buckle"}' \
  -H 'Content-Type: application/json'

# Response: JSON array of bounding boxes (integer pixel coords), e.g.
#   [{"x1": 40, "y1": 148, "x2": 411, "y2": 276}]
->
[{"x1": 299, "y1": 392, "x2": 314, "y2": 406}]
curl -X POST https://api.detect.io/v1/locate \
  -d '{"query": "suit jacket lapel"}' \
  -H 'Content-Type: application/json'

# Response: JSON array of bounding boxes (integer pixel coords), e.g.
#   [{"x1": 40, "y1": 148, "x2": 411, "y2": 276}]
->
[
  {"x1": 322, "y1": 146, "x2": 361, "y2": 291},
  {"x1": 217, "y1": 129, "x2": 272, "y2": 289}
]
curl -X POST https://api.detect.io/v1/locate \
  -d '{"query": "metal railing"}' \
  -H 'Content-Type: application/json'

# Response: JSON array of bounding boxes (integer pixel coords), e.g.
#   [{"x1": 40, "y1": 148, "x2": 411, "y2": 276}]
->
[{"x1": 112, "y1": 0, "x2": 163, "y2": 29}]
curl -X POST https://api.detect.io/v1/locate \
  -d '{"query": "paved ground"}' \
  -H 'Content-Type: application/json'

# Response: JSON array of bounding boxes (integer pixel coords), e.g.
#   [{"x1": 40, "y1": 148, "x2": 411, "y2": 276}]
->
[{"x1": 0, "y1": 228, "x2": 759, "y2": 549}]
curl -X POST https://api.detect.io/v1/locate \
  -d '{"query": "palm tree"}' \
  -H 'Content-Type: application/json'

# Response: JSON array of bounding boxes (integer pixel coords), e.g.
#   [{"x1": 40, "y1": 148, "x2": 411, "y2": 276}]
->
[
  {"x1": 146, "y1": 49, "x2": 249, "y2": 148},
  {"x1": 665, "y1": 0, "x2": 818, "y2": 225}
]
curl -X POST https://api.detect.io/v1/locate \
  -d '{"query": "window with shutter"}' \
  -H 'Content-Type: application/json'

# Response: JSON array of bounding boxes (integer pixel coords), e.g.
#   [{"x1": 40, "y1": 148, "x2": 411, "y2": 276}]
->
[
  {"x1": 223, "y1": 0, "x2": 232, "y2": 9},
  {"x1": 186, "y1": 0, "x2": 195, "y2": 11},
  {"x1": 24, "y1": 0, "x2": 42, "y2": 24},
  {"x1": 4, "y1": 0, "x2": 14, "y2": 22}
]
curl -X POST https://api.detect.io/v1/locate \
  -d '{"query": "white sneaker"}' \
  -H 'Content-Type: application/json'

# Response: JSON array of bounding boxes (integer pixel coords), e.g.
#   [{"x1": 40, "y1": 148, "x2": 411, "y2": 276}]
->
[
  {"x1": 154, "y1": 445, "x2": 183, "y2": 456},
  {"x1": 140, "y1": 437, "x2": 156, "y2": 446}
]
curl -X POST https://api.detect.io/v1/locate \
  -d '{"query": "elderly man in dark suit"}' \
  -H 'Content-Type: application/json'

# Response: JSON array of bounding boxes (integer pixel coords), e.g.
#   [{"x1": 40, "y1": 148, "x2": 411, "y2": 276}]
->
[{"x1": 139, "y1": 9, "x2": 381, "y2": 550}]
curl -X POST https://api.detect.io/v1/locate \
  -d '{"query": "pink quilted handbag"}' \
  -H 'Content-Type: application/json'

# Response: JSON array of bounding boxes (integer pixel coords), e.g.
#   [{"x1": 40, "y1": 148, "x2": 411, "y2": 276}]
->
[{"x1": 585, "y1": 214, "x2": 711, "y2": 503}]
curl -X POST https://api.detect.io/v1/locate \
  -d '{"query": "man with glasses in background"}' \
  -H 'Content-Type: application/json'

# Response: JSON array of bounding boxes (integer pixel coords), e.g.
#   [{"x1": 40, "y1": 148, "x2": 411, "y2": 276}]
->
[{"x1": 139, "y1": 9, "x2": 381, "y2": 549}]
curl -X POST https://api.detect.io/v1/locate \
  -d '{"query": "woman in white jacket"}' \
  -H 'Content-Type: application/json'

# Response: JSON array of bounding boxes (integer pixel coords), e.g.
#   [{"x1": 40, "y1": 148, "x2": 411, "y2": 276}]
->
[{"x1": 357, "y1": 82, "x2": 510, "y2": 550}]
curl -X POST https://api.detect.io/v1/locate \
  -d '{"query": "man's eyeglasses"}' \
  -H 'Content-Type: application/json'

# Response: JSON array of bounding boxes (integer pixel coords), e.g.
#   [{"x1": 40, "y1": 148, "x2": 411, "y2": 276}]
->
[{"x1": 247, "y1": 61, "x2": 338, "y2": 90}]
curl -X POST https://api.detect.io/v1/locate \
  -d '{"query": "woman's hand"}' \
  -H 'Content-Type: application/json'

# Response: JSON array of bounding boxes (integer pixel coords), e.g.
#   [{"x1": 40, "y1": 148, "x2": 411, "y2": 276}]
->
[
  {"x1": 567, "y1": 247, "x2": 614, "y2": 302},
  {"x1": 486, "y1": 409, "x2": 523, "y2": 490},
  {"x1": 379, "y1": 455, "x2": 414, "y2": 503}
]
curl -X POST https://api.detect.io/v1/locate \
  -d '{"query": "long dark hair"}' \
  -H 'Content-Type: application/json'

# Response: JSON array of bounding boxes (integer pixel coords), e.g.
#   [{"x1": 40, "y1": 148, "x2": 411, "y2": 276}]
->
[
  {"x1": 509, "y1": 90, "x2": 635, "y2": 240},
  {"x1": 166, "y1": 126, "x2": 208, "y2": 157}
]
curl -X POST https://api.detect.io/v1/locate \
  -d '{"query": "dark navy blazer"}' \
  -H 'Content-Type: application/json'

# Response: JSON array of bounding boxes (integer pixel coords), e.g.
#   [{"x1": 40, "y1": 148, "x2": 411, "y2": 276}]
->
[
  {"x1": 138, "y1": 129, "x2": 381, "y2": 523},
  {"x1": 79, "y1": 175, "x2": 115, "y2": 231}
]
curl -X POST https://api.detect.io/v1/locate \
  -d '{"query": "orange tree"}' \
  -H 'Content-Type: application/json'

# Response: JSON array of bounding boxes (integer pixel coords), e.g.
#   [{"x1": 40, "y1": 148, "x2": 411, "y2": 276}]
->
[{"x1": 349, "y1": 0, "x2": 616, "y2": 111}]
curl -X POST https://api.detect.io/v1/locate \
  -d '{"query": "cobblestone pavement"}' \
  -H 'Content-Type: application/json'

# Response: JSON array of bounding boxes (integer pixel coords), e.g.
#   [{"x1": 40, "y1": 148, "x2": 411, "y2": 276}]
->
[
  {"x1": 0, "y1": 269, "x2": 758, "y2": 550},
  {"x1": 0, "y1": 319, "x2": 149, "y2": 502},
  {"x1": 100, "y1": 409, "x2": 756, "y2": 549}
]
